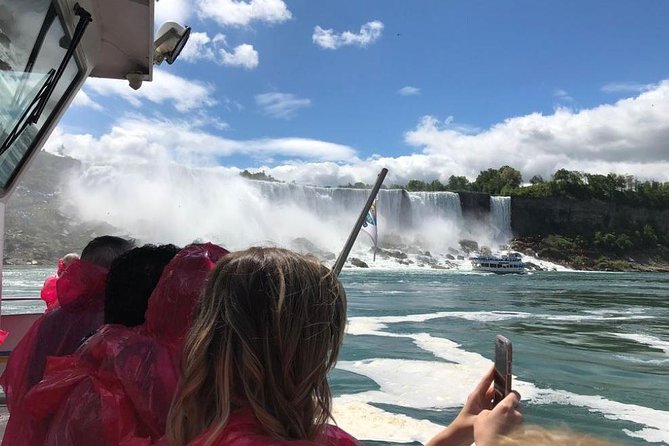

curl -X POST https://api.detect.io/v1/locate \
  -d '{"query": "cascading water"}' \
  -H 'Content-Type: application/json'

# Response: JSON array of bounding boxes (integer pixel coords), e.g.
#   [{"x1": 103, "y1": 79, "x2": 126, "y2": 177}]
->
[
  {"x1": 64, "y1": 162, "x2": 513, "y2": 268},
  {"x1": 490, "y1": 196, "x2": 512, "y2": 244}
]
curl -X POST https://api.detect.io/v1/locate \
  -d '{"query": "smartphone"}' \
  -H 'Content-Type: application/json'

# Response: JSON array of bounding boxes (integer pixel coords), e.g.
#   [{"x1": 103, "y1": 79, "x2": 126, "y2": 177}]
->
[{"x1": 493, "y1": 335, "x2": 512, "y2": 406}]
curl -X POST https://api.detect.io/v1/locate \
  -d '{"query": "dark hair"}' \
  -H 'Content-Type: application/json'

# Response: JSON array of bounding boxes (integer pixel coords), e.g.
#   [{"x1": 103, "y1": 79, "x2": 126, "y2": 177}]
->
[
  {"x1": 81, "y1": 236, "x2": 135, "y2": 269},
  {"x1": 104, "y1": 244, "x2": 180, "y2": 327}
]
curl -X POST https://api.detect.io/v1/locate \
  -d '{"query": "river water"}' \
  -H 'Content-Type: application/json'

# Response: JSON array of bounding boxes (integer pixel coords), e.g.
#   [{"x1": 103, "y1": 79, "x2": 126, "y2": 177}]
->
[{"x1": 2, "y1": 266, "x2": 668, "y2": 445}]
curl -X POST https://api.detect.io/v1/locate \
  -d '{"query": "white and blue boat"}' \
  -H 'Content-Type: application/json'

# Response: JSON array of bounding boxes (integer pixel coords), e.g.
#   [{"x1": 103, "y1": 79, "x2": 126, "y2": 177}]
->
[{"x1": 470, "y1": 252, "x2": 525, "y2": 274}]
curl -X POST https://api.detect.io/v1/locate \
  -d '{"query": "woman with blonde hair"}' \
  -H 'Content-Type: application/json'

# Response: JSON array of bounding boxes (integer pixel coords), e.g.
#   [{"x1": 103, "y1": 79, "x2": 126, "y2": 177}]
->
[{"x1": 167, "y1": 247, "x2": 522, "y2": 446}]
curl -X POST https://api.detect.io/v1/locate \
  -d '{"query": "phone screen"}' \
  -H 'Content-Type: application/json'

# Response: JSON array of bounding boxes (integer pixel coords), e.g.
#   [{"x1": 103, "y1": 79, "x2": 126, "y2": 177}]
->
[{"x1": 493, "y1": 335, "x2": 512, "y2": 405}]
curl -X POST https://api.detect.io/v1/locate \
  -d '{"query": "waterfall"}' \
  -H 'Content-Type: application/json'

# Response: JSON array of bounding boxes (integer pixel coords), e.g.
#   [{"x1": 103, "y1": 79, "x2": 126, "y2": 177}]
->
[
  {"x1": 490, "y1": 196, "x2": 512, "y2": 243},
  {"x1": 67, "y1": 162, "x2": 510, "y2": 258},
  {"x1": 406, "y1": 191, "x2": 463, "y2": 225},
  {"x1": 256, "y1": 183, "x2": 463, "y2": 235}
]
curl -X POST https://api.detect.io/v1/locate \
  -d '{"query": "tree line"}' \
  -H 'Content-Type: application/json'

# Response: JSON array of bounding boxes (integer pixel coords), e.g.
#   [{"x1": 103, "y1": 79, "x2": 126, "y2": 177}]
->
[
  {"x1": 239, "y1": 166, "x2": 669, "y2": 208},
  {"x1": 395, "y1": 166, "x2": 669, "y2": 209}
]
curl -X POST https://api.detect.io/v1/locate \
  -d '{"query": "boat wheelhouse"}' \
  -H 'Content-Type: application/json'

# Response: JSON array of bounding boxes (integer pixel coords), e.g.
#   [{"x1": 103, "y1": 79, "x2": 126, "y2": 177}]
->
[
  {"x1": 0, "y1": 0, "x2": 189, "y2": 375},
  {"x1": 470, "y1": 252, "x2": 525, "y2": 274}
]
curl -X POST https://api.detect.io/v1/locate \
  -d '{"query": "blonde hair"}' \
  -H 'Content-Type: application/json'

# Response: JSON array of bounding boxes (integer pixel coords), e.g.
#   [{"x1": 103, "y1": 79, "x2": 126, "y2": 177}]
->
[
  {"x1": 61, "y1": 253, "x2": 80, "y2": 266},
  {"x1": 167, "y1": 247, "x2": 347, "y2": 446},
  {"x1": 497, "y1": 425, "x2": 623, "y2": 446}
]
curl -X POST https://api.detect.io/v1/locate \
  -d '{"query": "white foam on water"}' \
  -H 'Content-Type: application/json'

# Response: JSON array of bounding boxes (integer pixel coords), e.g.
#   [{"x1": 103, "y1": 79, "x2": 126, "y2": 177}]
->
[
  {"x1": 346, "y1": 311, "x2": 532, "y2": 336},
  {"x1": 624, "y1": 427, "x2": 669, "y2": 444},
  {"x1": 541, "y1": 314, "x2": 654, "y2": 322},
  {"x1": 346, "y1": 310, "x2": 653, "y2": 338},
  {"x1": 532, "y1": 388, "x2": 669, "y2": 444},
  {"x1": 340, "y1": 311, "x2": 669, "y2": 445},
  {"x1": 611, "y1": 333, "x2": 669, "y2": 355},
  {"x1": 331, "y1": 396, "x2": 443, "y2": 444},
  {"x1": 520, "y1": 254, "x2": 572, "y2": 272}
]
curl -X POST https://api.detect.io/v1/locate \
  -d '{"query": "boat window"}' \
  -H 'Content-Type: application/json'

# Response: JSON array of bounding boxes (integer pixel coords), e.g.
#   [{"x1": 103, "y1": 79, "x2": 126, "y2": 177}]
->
[{"x1": 0, "y1": 0, "x2": 83, "y2": 192}]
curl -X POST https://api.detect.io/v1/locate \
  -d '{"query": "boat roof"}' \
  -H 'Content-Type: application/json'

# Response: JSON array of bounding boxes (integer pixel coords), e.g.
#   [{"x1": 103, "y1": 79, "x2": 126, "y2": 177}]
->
[{"x1": 87, "y1": 0, "x2": 154, "y2": 81}]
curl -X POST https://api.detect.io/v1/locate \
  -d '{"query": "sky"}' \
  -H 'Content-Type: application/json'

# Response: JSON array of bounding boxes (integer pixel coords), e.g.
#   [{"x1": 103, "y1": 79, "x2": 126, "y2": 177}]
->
[{"x1": 49, "y1": 0, "x2": 669, "y2": 186}]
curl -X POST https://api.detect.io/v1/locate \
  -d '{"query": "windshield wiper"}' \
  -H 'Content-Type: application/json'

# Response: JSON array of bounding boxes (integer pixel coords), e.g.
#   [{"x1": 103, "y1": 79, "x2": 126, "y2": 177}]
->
[
  {"x1": 0, "y1": 68, "x2": 55, "y2": 156},
  {"x1": 0, "y1": 4, "x2": 92, "y2": 157},
  {"x1": 30, "y1": 4, "x2": 91, "y2": 123}
]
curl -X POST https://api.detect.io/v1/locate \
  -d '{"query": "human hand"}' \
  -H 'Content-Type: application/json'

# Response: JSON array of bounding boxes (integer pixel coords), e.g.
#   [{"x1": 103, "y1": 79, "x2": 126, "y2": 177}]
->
[
  {"x1": 459, "y1": 366, "x2": 497, "y2": 421},
  {"x1": 426, "y1": 367, "x2": 498, "y2": 446},
  {"x1": 473, "y1": 390, "x2": 523, "y2": 446}
]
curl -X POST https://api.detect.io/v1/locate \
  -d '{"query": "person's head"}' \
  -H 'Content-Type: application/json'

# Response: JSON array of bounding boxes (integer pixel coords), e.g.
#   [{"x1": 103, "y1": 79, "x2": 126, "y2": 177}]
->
[
  {"x1": 104, "y1": 244, "x2": 180, "y2": 327},
  {"x1": 167, "y1": 247, "x2": 347, "y2": 446},
  {"x1": 143, "y1": 243, "x2": 229, "y2": 342},
  {"x1": 497, "y1": 425, "x2": 622, "y2": 446},
  {"x1": 61, "y1": 253, "x2": 80, "y2": 267},
  {"x1": 80, "y1": 236, "x2": 135, "y2": 269},
  {"x1": 56, "y1": 253, "x2": 80, "y2": 276}
]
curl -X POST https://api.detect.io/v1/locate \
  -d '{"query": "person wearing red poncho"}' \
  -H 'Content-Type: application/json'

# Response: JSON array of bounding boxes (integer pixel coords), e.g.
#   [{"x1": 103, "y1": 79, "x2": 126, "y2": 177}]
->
[
  {"x1": 0, "y1": 236, "x2": 134, "y2": 445},
  {"x1": 39, "y1": 253, "x2": 80, "y2": 310},
  {"x1": 166, "y1": 248, "x2": 523, "y2": 446},
  {"x1": 15, "y1": 243, "x2": 229, "y2": 446}
]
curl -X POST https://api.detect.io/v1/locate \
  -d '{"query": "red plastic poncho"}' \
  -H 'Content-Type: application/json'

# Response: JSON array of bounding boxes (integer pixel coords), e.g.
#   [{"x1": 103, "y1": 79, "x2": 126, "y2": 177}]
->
[
  {"x1": 0, "y1": 259, "x2": 107, "y2": 413},
  {"x1": 188, "y1": 409, "x2": 364, "y2": 446},
  {"x1": 20, "y1": 243, "x2": 229, "y2": 446},
  {"x1": 40, "y1": 258, "x2": 69, "y2": 310}
]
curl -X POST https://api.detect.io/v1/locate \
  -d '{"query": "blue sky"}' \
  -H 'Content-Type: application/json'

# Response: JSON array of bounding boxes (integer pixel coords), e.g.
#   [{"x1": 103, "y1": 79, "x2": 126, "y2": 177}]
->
[{"x1": 52, "y1": 0, "x2": 669, "y2": 185}]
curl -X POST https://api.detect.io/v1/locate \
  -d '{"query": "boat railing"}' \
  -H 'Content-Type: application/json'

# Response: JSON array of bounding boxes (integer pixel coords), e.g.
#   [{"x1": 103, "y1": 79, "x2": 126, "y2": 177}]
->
[{"x1": 1, "y1": 297, "x2": 43, "y2": 302}]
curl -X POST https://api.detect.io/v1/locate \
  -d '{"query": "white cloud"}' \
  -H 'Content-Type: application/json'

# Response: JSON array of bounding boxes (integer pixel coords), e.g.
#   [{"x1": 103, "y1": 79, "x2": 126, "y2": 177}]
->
[
  {"x1": 196, "y1": 0, "x2": 291, "y2": 26},
  {"x1": 398, "y1": 86, "x2": 421, "y2": 96},
  {"x1": 179, "y1": 31, "x2": 216, "y2": 62},
  {"x1": 313, "y1": 21, "x2": 384, "y2": 50},
  {"x1": 179, "y1": 33, "x2": 258, "y2": 69},
  {"x1": 553, "y1": 89, "x2": 574, "y2": 102},
  {"x1": 255, "y1": 92, "x2": 311, "y2": 119},
  {"x1": 84, "y1": 69, "x2": 216, "y2": 112},
  {"x1": 264, "y1": 83, "x2": 669, "y2": 185},
  {"x1": 154, "y1": 0, "x2": 192, "y2": 27},
  {"x1": 44, "y1": 115, "x2": 357, "y2": 165},
  {"x1": 220, "y1": 43, "x2": 259, "y2": 69},
  {"x1": 72, "y1": 90, "x2": 102, "y2": 111},
  {"x1": 602, "y1": 82, "x2": 655, "y2": 94},
  {"x1": 48, "y1": 81, "x2": 669, "y2": 191},
  {"x1": 401, "y1": 82, "x2": 669, "y2": 182}
]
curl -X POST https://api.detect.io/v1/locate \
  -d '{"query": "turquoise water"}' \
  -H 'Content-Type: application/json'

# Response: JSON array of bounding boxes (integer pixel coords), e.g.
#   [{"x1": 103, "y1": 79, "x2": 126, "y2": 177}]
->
[
  {"x1": 332, "y1": 270, "x2": 669, "y2": 445},
  {"x1": 2, "y1": 267, "x2": 668, "y2": 444}
]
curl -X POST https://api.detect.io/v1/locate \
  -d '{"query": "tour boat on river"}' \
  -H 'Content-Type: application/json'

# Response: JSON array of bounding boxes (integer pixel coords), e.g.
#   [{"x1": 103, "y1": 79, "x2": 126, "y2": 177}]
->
[{"x1": 470, "y1": 252, "x2": 525, "y2": 274}]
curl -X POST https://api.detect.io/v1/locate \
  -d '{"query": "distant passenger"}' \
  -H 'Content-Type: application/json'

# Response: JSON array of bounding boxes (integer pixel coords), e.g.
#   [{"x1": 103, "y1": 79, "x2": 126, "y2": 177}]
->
[
  {"x1": 104, "y1": 243, "x2": 180, "y2": 327},
  {"x1": 167, "y1": 247, "x2": 523, "y2": 446},
  {"x1": 18, "y1": 243, "x2": 229, "y2": 446},
  {"x1": 0, "y1": 235, "x2": 134, "y2": 446},
  {"x1": 39, "y1": 252, "x2": 79, "y2": 310}
]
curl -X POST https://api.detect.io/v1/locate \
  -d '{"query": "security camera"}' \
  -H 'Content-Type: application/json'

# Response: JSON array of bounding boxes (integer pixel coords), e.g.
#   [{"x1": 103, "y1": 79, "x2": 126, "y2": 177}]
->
[
  {"x1": 153, "y1": 22, "x2": 191, "y2": 65},
  {"x1": 126, "y1": 73, "x2": 143, "y2": 90}
]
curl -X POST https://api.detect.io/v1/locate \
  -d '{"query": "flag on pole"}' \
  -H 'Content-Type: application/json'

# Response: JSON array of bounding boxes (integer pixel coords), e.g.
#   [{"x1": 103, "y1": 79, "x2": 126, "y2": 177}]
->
[{"x1": 361, "y1": 199, "x2": 378, "y2": 261}]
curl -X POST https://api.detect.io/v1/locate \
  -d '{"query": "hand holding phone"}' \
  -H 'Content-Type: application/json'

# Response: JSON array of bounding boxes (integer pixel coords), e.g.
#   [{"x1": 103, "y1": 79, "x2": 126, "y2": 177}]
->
[{"x1": 493, "y1": 335, "x2": 512, "y2": 406}]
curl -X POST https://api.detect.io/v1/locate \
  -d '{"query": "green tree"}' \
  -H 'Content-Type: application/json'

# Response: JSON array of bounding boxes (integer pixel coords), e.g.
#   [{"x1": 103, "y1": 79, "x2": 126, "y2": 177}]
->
[
  {"x1": 406, "y1": 180, "x2": 427, "y2": 191},
  {"x1": 529, "y1": 175, "x2": 545, "y2": 185},
  {"x1": 499, "y1": 165, "x2": 522, "y2": 189},
  {"x1": 446, "y1": 175, "x2": 471, "y2": 191},
  {"x1": 429, "y1": 179, "x2": 446, "y2": 191}
]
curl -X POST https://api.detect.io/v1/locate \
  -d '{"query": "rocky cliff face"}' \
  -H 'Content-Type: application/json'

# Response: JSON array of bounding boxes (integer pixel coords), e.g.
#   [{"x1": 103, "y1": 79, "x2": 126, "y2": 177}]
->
[
  {"x1": 3, "y1": 152, "x2": 119, "y2": 265},
  {"x1": 458, "y1": 191, "x2": 490, "y2": 220},
  {"x1": 511, "y1": 197, "x2": 669, "y2": 237}
]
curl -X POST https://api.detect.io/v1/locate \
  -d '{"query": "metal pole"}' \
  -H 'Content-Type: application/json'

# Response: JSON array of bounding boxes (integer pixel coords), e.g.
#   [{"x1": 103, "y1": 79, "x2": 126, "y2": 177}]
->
[{"x1": 333, "y1": 168, "x2": 388, "y2": 276}]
